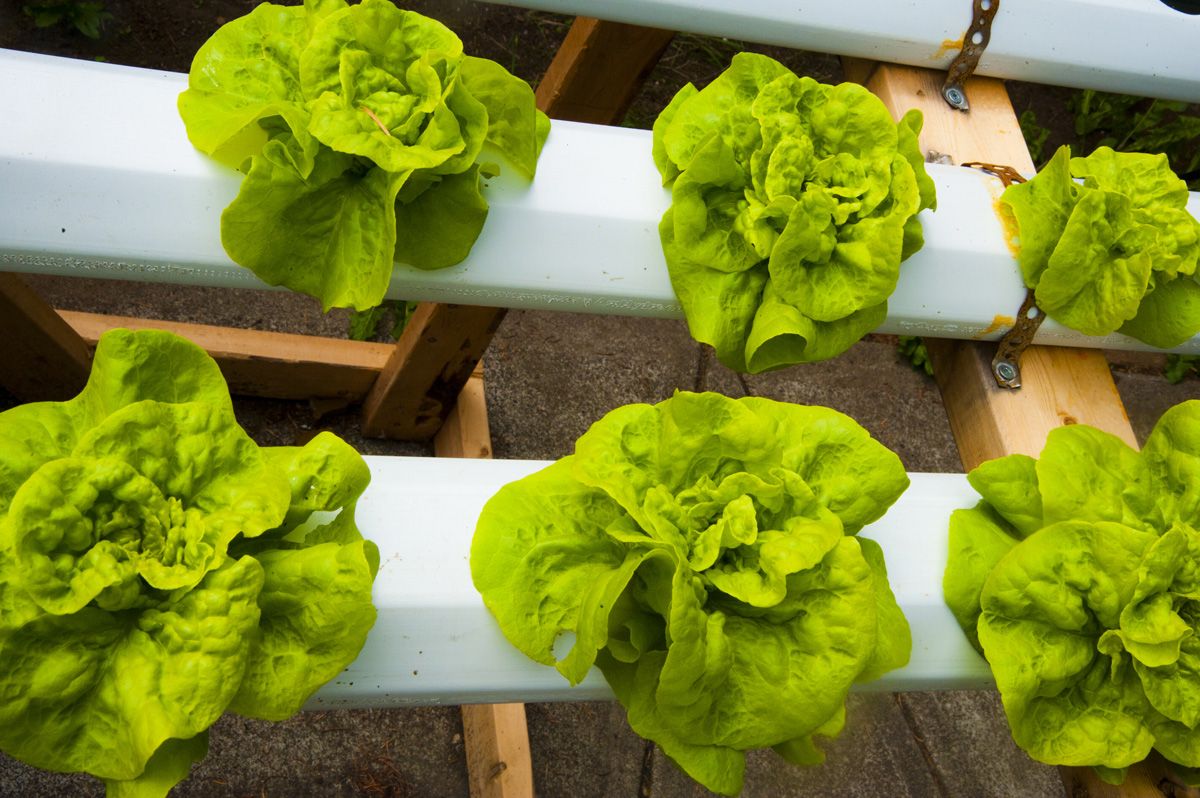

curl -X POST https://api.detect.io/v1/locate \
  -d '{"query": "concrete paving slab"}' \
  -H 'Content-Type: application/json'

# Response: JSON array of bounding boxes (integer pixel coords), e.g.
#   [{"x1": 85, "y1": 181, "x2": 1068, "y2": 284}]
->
[
  {"x1": 486, "y1": 310, "x2": 703, "y2": 460},
  {"x1": 645, "y1": 694, "x2": 944, "y2": 798},
  {"x1": 896, "y1": 691, "x2": 1062, "y2": 798},
  {"x1": 742, "y1": 336, "x2": 962, "y2": 474},
  {"x1": 525, "y1": 702, "x2": 648, "y2": 798}
]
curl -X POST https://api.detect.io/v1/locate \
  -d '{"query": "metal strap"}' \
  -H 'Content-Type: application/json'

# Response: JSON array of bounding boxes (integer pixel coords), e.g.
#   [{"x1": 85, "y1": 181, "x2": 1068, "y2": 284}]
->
[
  {"x1": 961, "y1": 161, "x2": 1047, "y2": 389},
  {"x1": 943, "y1": 0, "x2": 1000, "y2": 110}
]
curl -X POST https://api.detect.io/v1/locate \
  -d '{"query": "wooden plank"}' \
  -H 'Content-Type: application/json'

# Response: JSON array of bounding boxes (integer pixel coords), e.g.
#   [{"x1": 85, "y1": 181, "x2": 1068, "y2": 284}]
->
[
  {"x1": 855, "y1": 62, "x2": 1152, "y2": 796},
  {"x1": 361, "y1": 303, "x2": 506, "y2": 440},
  {"x1": 432, "y1": 355, "x2": 532, "y2": 798},
  {"x1": 0, "y1": 273, "x2": 91, "y2": 400},
  {"x1": 435, "y1": 362, "x2": 493, "y2": 460},
  {"x1": 59, "y1": 309, "x2": 394, "y2": 402},
  {"x1": 459, "y1": 703, "x2": 534, "y2": 798},
  {"x1": 927, "y1": 339, "x2": 1136, "y2": 469},
  {"x1": 535, "y1": 16, "x2": 675, "y2": 124}
]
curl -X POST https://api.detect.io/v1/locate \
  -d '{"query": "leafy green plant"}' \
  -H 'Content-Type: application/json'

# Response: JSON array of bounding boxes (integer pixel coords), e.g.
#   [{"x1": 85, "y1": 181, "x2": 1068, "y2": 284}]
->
[
  {"x1": 944, "y1": 401, "x2": 1200, "y2": 784},
  {"x1": 348, "y1": 299, "x2": 420, "y2": 341},
  {"x1": 651, "y1": 53, "x2": 936, "y2": 373},
  {"x1": 472, "y1": 391, "x2": 911, "y2": 795},
  {"x1": 22, "y1": 1, "x2": 112, "y2": 39},
  {"x1": 897, "y1": 336, "x2": 933, "y2": 377},
  {"x1": 1018, "y1": 108, "x2": 1051, "y2": 166},
  {"x1": 178, "y1": 0, "x2": 549, "y2": 312},
  {"x1": 999, "y1": 145, "x2": 1200, "y2": 347},
  {"x1": 1071, "y1": 91, "x2": 1200, "y2": 190},
  {"x1": 0, "y1": 329, "x2": 379, "y2": 797},
  {"x1": 1166, "y1": 354, "x2": 1200, "y2": 383}
]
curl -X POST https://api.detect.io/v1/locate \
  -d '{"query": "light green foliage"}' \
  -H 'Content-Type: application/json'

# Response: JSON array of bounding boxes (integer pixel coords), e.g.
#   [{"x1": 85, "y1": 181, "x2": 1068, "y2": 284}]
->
[
  {"x1": 943, "y1": 401, "x2": 1200, "y2": 780},
  {"x1": 179, "y1": 0, "x2": 549, "y2": 311},
  {"x1": 472, "y1": 392, "x2": 911, "y2": 794},
  {"x1": 651, "y1": 53, "x2": 936, "y2": 373},
  {"x1": 999, "y1": 145, "x2": 1200, "y2": 347},
  {"x1": 0, "y1": 329, "x2": 378, "y2": 797}
]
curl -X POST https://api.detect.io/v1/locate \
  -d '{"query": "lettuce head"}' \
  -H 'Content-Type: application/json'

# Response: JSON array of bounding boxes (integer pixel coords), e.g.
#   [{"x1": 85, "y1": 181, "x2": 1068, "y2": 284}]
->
[
  {"x1": 179, "y1": 0, "x2": 549, "y2": 311},
  {"x1": 999, "y1": 145, "x2": 1200, "y2": 347},
  {"x1": 0, "y1": 329, "x2": 379, "y2": 797},
  {"x1": 651, "y1": 53, "x2": 937, "y2": 373},
  {"x1": 472, "y1": 391, "x2": 911, "y2": 795},
  {"x1": 944, "y1": 401, "x2": 1200, "y2": 783}
]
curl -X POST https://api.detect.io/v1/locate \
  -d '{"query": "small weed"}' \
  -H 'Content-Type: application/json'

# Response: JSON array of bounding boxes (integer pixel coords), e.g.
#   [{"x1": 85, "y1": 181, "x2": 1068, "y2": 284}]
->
[
  {"x1": 348, "y1": 300, "x2": 420, "y2": 342},
  {"x1": 1165, "y1": 354, "x2": 1200, "y2": 384},
  {"x1": 898, "y1": 336, "x2": 934, "y2": 378},
  {"x1": 1070, "y1": 89, "x2": 1200, "y2": 188},
  {"x1": 22, "y1": 1, "x2": 113, "y2": 39},
  {"x1": 1018, "y1": 108, "x2": 1051, "y2": 166}
]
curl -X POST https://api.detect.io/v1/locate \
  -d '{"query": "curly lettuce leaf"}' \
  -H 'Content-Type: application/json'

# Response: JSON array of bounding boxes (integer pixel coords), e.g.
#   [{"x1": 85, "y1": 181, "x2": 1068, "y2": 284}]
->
[
  {"x1": 180, "y1": 0, "x2": 547, "y2": 309},
  {"x1": 473, "y1": 392, "x2": 910, "y2": 794},
  {"x1": 0, "y1": 556, "x2": 264, "y2": 781},
  {"x1": 653, "y1": 53, "x2": 934, "y2": 372},
  {"x1": 945, "y1": 401, "x2": 1200, "y2": 779},
  {"x1": 0, "y1": 330, "x2": 379, "y2": 796},
  {"x1": 222, "y1": 143, "x2": 405, "y2": 311},
  {"x1": 177, "y1": 2, "x2": 321, "y2": 175},
  {"x1": 999, "y1": 145, "x2": 1200, "y2": 347},
  {"x1": 229, "y1": 434, "x2": 378, "y2": 720}
]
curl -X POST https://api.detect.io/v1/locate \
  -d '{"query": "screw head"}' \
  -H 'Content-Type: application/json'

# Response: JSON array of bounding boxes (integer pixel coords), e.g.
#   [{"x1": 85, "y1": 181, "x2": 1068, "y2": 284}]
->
[
  {"x1": 996, "y1": 361, "x2": 1017, "y2": 382},
  {"x1": 944, "y1": 87, "x2": 967, "y2": 108}
]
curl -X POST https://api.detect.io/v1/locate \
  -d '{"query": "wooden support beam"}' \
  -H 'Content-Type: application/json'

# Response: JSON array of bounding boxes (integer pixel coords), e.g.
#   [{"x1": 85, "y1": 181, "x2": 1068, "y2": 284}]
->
[
  {"x1": 535, "y1": 16, "x2": 675, "y2": 124},
  {"x1": 58, "y1": 309, "x2": 395, "y2": 402},
  {"x1": 853, "y1": 62, "x2": 1160, "y2": 796},
  {"x1": 0, "y1": 273, "x2": 91, "y2": 401},
  {"x1": 361, "y1": 302, "x2": 506, "y2": 440}
]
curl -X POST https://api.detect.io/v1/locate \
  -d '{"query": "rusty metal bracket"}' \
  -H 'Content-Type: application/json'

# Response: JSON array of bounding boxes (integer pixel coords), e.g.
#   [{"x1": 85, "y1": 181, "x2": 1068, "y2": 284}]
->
[
  {"x1": 943, "y1": 0, "x2": 1000, "y2": 110},
  {"x1": 961, "y1": 160, "x2": 1046, "y2": 389}
]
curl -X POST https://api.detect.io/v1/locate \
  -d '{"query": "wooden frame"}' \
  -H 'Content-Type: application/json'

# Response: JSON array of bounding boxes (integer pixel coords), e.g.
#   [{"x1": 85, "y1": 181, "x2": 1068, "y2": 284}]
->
[{"x1": 3, "y1": 10, "x2": 1194, "y2": 798}]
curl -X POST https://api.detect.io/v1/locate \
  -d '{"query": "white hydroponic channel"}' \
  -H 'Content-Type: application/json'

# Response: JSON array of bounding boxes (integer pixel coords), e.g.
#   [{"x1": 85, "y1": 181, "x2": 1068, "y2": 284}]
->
[
  {"x1": 309, "y1": 459, "x2": 988, "y2": 709},
  {"x1": 2, "y1": 49, "x2": 1199, "y2": 354}
]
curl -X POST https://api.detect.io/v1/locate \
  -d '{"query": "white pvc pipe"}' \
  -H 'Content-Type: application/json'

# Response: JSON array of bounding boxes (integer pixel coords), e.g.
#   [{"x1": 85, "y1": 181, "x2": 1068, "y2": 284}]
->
[
  {"x1": 2, "y1": 49, "x2": 1198, "y2": 354},
  {"x1": 308, "y1": 459, "x2": 989, "y2": 710},
  {"x1": 484, "y1": 0, "x2": 1200, "y2": 103}
]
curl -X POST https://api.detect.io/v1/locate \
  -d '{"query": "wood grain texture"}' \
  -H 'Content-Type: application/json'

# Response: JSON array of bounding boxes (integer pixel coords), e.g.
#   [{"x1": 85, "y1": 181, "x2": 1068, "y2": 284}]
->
[
  {"x1": 434, "y1": 362, "x2": 492, "y2": 460},
  {"x1": 535, "y1": 16, "x2": 675, "y2": 124},
  {"x1": 59, "y1": 309, "x2": 394, "y2": 401},
  {"x1": 925, "y1": 339, "x2": 1136, "y2": 470},
  {"x1": 0, "y1": 273, "x2": 91, "y2": 400},
  {"x1": 361, "y1": 302, "x2": 506, "y2": 440},
  {"x1": 460, "y1": 703, "x2": 534, "y2": 798},
  {"x1": 863, "y1": 63, "x2": 1034, "y2": 172}
]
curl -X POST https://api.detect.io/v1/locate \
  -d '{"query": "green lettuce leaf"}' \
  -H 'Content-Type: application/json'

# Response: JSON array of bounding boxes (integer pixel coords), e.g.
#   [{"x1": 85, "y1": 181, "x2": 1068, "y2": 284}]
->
[
  {"x1": 945, "y1": 400, "x2": 1200, "y2": 779},
  {"x1": 180, "y1": 0, "x2": 547, "y2": 310},
  {"x1": 652, "y1": 53, "x2": 935, "y2": 373},
  {"x1": 998, "y1": 145, "x2": 1200, "y2": 347},
  {"x1": 473, "y1": 391, "x2": 911, "y2": 794},
  {"x1": 221, "y1": 143, "x2": 405, "y2": 311},
  {"x1": 0, "y1": 330, "x2": 379, "y2": 796}
]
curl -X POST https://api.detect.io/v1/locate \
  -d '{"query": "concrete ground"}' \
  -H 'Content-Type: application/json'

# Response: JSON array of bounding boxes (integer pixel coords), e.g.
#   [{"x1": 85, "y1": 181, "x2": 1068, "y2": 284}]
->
[{"x1": 5, "y1": 276, "x2": 1199, "y2": 797}]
